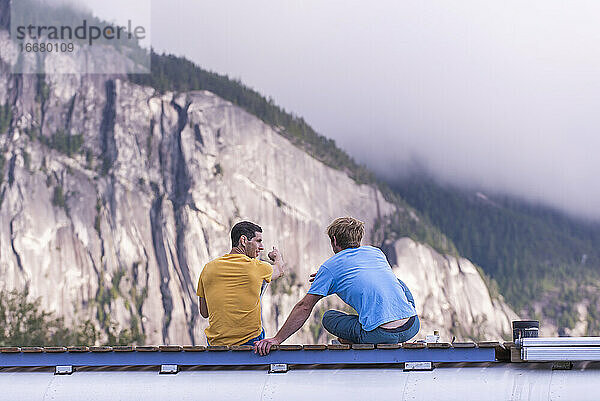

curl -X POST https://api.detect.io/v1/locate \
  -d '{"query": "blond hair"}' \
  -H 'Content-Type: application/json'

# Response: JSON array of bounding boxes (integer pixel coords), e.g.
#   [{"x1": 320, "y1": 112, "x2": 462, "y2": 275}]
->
[{"x1": 327, "y1": 217, "x2": 364, "y2": 249}]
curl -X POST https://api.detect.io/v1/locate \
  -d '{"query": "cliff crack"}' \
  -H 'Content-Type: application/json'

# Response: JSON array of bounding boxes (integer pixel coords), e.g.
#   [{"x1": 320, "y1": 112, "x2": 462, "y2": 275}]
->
[
  {"x1": 100, "y1": 80, "x2": 117, "y2": 175},
  {"x1": 149, "y1": 192, "x2": 174, "y2": 343},
  {"x1": 9, "y1": 216, "x2": 25, "y2": 273},
  {"x1": 170, "y1": 98, "x2": 199, "y2": 343}
]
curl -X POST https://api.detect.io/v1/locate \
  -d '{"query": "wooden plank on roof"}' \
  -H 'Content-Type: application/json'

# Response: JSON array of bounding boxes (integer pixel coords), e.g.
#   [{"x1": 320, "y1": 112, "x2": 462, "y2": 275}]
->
[
  {"x1": 303, "y1": 345, "x2": 327, "y2": 350},
  {"x1": 113, "y1": 346, "x2": 134, "y2": 352},
  {"x1": 230, "y1": 345, "x2": 254, "y2": 351},
  {"x1": 182, "y1": 346, "x2": 206, "y2": 352},
  {"x1": 327, "y1": 344, "x2": 350, "y2": 350},
  {"x1": 159, "y1": 345, "x2": 183, "y2": 352},
  {"x1": 352, "y1": 344, "x2": 375, "y2": 350},
  {"x1": 477, "y1": 341, "x2": 501, "y2": 348},
  {"x1": 278, "y1": 345, "x2": 303, "y2": 351},
  {"x1": 207, "y1": 346, "x2": 229, "y2": 351},
  {"x1": 135, "y1": 346, "x2": 158, "y2": 352},
  {"x1": 21, "y1": 347, "x2": 43, "y2": 353},
  {"x1": 376, "y1": 344, "x2": 401, "y2": 349},
  {"x1": 0, "y1": 347, "x2": 21, "y2": 353},
  {"x1": 402, "y1": 342, "x2": 426, "y2": 349},
  {"x1": 67, "y1": 346, "x2": 89, "y2": 352},
  {"x1": 427, "y1": 342, "x2": 451, "y2": 349},
  {"x1": 89, "y1": 346, "x2": 112, "y2": 352},
  {"x1": 44, "y1": 347, "x2": 67, "y2": 353}
]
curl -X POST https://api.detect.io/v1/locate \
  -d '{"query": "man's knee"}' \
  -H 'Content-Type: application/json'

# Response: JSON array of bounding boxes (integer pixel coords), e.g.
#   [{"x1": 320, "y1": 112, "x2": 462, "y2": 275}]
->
[
  {"x1": 322, "y1": 309, "x2": 343, "y2": 330},
  {"x1": 323, "y1": 309, "x2": 339, "y2": 320},
  {"x1": 400, "y1": 315, "x2": 420, "y2": 342},
  {"x1": 411, "y1": 315, "x2": 420, "y2": 337}
]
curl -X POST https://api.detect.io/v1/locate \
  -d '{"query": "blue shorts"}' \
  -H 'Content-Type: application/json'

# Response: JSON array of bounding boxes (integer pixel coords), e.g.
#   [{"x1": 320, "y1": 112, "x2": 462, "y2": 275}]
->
[{"x1": 240, "y1": 328, "x2": 265, "y2": 346}]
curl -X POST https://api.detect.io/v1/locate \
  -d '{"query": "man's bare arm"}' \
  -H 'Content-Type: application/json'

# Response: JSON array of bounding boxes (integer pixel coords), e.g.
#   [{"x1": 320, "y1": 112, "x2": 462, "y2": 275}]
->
[
  {"x1": 268, "y1": 247, "x2": 286, "y2": 280},
  {"x1": 198, "y1": 297, "x2": 208, "y2": 318},
  {"x1": 254, "y1": 293, "x2": 323, "y2": 355},
  {"x1": 275, "y1": 294, "x2": 322, "y2": 341}
]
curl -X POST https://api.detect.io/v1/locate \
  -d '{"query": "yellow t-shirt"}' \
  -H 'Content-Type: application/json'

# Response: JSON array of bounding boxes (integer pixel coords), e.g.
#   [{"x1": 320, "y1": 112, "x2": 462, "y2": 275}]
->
[{"x1": 196, "y1": 254, "x2": 273, "y2": 346}]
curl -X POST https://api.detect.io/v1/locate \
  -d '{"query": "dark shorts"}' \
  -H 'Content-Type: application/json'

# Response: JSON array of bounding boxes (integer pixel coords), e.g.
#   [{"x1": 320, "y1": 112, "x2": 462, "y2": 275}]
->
[
  {"x1": 240, "y1": 328, "x2": 265, "y2": 346},
  {"x1": 322, "y1": 310, "x2": 420, "y2": 344}
]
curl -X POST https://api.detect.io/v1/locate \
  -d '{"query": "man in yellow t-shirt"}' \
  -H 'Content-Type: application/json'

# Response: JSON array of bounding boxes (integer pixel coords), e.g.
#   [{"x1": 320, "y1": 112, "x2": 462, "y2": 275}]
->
[{"x1": 197, "y1": 221, "x2": 285, "y2": 346}]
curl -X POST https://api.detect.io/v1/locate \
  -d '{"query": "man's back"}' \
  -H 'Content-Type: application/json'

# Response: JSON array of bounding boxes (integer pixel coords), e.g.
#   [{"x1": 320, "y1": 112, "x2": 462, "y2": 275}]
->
[
  {"x1": 308, "y1": 246, "x2": 416, "y2": 331},
  {"x1": 197, "y1": 254, "x2": 272, "y2": 346}
]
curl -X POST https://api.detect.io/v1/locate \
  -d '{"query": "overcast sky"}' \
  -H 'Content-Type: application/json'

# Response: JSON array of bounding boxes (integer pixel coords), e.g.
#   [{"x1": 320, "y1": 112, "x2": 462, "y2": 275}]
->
[{"x1": 90, "y1": 0, "x2": 600, "y2": 220}]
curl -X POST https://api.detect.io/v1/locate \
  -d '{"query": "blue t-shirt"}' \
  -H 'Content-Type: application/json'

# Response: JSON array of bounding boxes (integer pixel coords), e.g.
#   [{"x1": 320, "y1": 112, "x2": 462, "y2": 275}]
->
[{"x1": 308, "y1": 246, "x2": 417, "y2": 331}]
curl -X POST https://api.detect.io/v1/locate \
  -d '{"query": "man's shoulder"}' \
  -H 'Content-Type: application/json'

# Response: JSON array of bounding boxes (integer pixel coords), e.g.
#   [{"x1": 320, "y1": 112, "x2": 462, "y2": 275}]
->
[
  {"x1": 359, "y1": 245, "x2": 383, "y2": 252},
  {"x1": 254, "y1": 259, "x2": 273, "y2": 274},
  {"x1": 327, "y1": 246, "x2": 386, "y2": 269},
  {"x1": 202, "y1": 255, "x2": 270, "y2": 280},
  {"x1": 205, "y1": 255, "x2": 227, "y2": 268},
  {"x1": 201, "y1": 259, "x2": 217, "y2": 277},
  {"x1": 334, "y1": 245, "x2": 383, "y2": 260},
  {"x1": 352, "y1": 245, "x2": 385, "y2": 257},
  {"x1": 202, "y1": 255, "x2": 238, "y2": 272}
]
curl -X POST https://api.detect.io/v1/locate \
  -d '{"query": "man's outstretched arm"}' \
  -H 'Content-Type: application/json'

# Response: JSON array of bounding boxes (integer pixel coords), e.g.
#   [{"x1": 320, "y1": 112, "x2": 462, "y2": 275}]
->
[{"x1": 254, "y1": 293, "x2": 323, "y2": 355}]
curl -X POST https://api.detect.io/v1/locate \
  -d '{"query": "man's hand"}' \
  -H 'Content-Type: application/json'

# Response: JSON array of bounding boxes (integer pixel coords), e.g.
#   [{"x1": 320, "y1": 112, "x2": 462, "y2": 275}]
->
[
  {"x1": 309, "y1": 272, "x2": 316, "y2": 283},
  {"x1": 254, "y1": 337, "x2": 281, "y2": 356},
  {"x1": 268, "y1": 247, "x2": 281, "y2": 262}
]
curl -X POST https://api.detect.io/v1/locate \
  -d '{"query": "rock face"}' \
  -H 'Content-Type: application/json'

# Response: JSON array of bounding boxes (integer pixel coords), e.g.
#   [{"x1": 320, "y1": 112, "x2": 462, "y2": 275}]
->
[
  {"x1": 390, "y1": 238, "x2": 518, "y2": 340},
  {"x1": 0, "y1": 32, "x2": 517, "y2": 344}
]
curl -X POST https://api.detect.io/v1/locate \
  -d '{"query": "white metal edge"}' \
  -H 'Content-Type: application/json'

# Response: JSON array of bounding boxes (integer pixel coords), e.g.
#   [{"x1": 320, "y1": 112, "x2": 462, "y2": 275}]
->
[
  {"x1": 523, "y1": 346, "x2": 600, "y2": 361},
  {"x1": 521, "y1": 337, "x2": 600, "y2": 347}
]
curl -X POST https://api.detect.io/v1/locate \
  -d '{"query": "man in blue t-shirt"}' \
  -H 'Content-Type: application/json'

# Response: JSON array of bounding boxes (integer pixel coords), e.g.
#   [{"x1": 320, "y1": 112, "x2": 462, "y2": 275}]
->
[{"x1": 255, "y1": 217, "x2": 419, "y2": 355}]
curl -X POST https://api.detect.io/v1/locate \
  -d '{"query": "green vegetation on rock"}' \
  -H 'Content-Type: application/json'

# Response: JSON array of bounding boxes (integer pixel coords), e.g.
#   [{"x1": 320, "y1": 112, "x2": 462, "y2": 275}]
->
[
  {"x1": 41, "y1": 129, "x2": 84, "y2": 157},
  {"x1": 1, "y1": 289, "x2": 97, "y2": 346},
  {"x1": 0, "y1": 153, "x2": 5, "y2": 186},
  {"x1": 129, "y1": 51, "x2": 376, "y2": 185},
  {"x1": 128, "y1": 52, "x2": 458, "y2": 255},
  {"x1": 52, "y1": 184, "x2": 66, "y2": 210},
  {"x1": 393, "y1": 175, "x2": 600, "y2": 334},
  {"x1": 0, "y1": 102, "x2": 11, "y2": 134}
]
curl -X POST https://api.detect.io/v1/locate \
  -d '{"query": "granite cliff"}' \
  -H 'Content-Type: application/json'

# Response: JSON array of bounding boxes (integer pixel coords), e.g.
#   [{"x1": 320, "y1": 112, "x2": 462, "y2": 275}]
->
[{"x1": 0, "y1": 29, "x2": 517, "y2": 344}]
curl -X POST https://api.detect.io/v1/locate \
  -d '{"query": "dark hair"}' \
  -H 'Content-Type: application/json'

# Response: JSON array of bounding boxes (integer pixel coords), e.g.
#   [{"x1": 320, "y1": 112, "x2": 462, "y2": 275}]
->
[{"x1": 231, "y1": 221, "x2": 262, "y2": 247}]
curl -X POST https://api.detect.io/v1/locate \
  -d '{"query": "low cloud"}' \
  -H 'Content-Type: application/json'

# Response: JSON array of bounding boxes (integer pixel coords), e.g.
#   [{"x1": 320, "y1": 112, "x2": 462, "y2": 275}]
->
[{"x1": 150, "y1": 0, "x2": 600, "y2": 220}]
